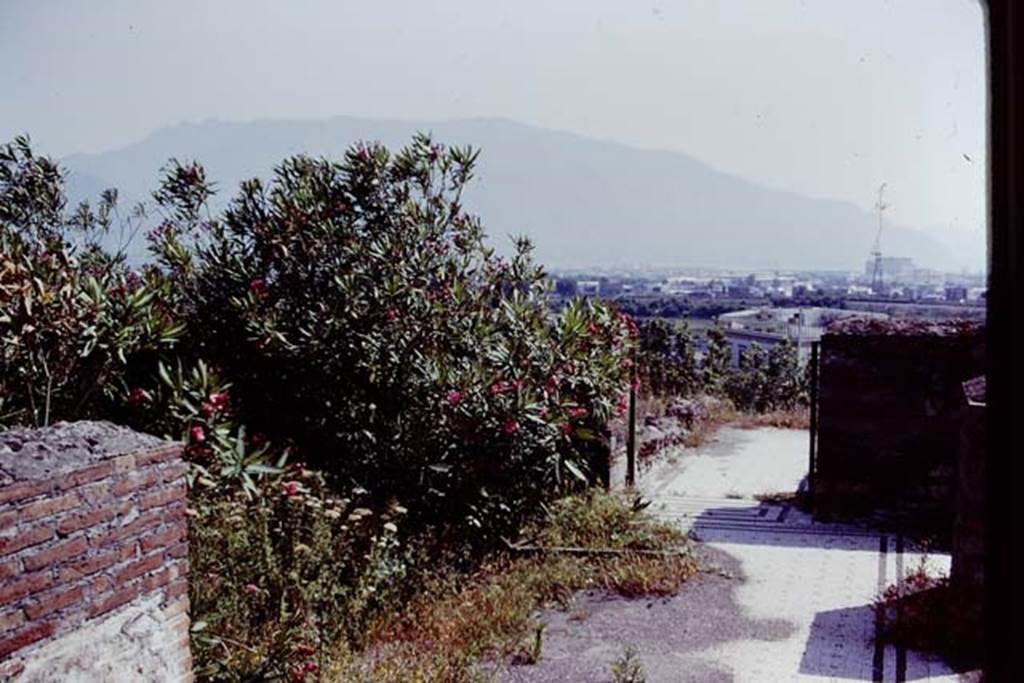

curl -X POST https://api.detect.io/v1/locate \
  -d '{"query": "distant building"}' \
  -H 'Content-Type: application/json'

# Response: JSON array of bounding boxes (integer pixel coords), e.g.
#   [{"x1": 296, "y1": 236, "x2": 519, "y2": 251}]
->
[
  {"x1": 577, "y1": 280, "x2": 600, "y2": 295},
  {"x1": 864, "y1": 257, "x2": 916, "y2": 284},
  {"x1": 945, "y1": 286, "x2": 968, "y2": 303},
  {"x1": 716, "y1": 307, "x2": 889, "y2": 367},
  {"x1": 554, "y1": 278, "x2": 577, "y2": 296},
  {"x1": 966, "y1": 287, "x2": 987, "y2": 302},
  {"x1": 598, "y1": 278, "x2": 623, "y2": 296}
]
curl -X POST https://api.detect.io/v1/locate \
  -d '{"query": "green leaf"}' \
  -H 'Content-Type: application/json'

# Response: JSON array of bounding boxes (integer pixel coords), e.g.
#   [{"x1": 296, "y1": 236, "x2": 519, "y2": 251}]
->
[{"x1": 563, "y1": 458, "x2": 587, "y2": 483}]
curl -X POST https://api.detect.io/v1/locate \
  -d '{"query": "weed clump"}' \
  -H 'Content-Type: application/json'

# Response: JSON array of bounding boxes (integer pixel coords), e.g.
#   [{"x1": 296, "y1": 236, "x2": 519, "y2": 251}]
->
[
  {"x1": 339, "y1": 490, "x2": 697, "y2": 679},
  {"x1": 610, "y1": 644, "x2": 647, "y2": 683},
  {"x1": 873, "y1": 557, "x2": 982, "y2": 670}
]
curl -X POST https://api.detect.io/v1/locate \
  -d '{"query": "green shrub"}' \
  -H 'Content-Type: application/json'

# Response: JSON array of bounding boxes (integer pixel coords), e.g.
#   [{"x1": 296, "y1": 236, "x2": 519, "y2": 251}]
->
[
  {"x1": 635, "y1": 319, "x2": 700, "y2": 398},
  {"x1": 0, "y1": 136, "x2": 182, "y2": 428},
  {"x1": 147, "y1": 133, "x2": 634, "y2": 541},
  {"x1": 722, "y1": 341, "x2": 807, "y2": 413}
]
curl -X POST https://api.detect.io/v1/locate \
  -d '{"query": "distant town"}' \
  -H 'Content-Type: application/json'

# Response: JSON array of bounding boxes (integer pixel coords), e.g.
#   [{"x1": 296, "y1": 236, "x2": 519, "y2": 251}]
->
[
  {"x1": 549, "y1": 256, "x2": 986, "y2": 305},
  {"x1": 548, "y1": 256, "x2": 985, "y2": 368}
]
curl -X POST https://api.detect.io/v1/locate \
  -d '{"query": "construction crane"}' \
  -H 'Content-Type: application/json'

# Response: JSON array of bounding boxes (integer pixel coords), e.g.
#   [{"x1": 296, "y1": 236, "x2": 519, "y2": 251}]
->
[{"x1": 870, "y1": 183, "x2": 888, "y2": 295}]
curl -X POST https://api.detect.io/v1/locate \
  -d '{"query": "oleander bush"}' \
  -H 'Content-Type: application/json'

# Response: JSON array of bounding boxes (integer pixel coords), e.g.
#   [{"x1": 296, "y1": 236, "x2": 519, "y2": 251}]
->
[
  {"x1": 0, "y1": 135, "x2": 182, "y2": 428},
  {"x1": 146, "y1": 133, "x2": 634, "y2": 542},
  {"x1": 1, "y1": 133, "x2": 683, "y2": 680}
]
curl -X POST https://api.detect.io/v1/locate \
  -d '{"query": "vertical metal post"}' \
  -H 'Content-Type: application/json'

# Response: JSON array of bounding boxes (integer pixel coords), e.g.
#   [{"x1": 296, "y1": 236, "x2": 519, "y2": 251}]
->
[
  {"x1": 808, "y1": 341, "x2": 820, "y2": 504},
  {"x1": 626, "y1": 382, "x2": 637, "y2": 488}
]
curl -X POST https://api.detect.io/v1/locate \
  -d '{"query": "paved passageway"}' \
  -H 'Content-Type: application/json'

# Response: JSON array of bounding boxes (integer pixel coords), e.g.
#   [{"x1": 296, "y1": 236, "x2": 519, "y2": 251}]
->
[{"x1": 500, "y1": 426, "x2": 964, "y2": 682}]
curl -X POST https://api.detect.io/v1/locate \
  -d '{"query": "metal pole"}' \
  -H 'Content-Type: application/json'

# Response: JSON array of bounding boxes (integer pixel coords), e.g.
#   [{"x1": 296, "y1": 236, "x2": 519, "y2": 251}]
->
[
  {"x1": 808, "y1": 341, "x2": 820, "y2": 505},
  {"x1": 626, "y1": 381, "x2": 637, "y2": 489}
]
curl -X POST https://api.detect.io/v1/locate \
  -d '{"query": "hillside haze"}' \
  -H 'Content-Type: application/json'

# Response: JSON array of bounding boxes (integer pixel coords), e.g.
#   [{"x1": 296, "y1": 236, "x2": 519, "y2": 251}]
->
[{"x1": 61, "y1": 117, "x2": 958, "y2": 271}]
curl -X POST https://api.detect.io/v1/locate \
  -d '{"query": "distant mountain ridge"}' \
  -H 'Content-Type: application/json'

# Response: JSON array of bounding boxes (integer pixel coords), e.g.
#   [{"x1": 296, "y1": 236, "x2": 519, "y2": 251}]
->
[{"x1": 60, "y1": 116, "x2": 961, "y2": 271}]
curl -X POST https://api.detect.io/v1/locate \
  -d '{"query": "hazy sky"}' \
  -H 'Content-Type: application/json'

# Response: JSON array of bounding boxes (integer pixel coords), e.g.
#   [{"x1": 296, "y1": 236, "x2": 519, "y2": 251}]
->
[{"x1": 1, "y1": 0, "x2": 986, "y2": 257}]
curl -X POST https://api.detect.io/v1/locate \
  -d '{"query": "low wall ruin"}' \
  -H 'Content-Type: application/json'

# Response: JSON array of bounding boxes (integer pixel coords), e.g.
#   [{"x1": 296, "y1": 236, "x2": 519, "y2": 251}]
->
[{"x1": 0, "y1": 421, "x2": 191, "y2": 682}]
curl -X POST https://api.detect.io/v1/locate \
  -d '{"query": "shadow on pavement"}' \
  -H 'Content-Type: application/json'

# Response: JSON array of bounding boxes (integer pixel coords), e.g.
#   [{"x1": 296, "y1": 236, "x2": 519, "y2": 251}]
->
[{"x1": 798, "y1": 604, "x2": 878, "y2": 680}]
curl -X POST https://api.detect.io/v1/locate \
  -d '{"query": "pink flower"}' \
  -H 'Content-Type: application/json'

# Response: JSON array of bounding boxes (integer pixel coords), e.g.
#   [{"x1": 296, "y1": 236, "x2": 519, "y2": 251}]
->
[
  {"x1": 250, "y1": 279, "x2": 265, "y2": 296},
  {"x1": 295, "y1": 644, "x2": 316, "y2": 656},
  {"x1": 282, "y1": 481, "x2": 300, "y2": 497},
  {"x1": 561, "y1": 423, "x2": 574, "y2": 435},
  {"x1": 129, "y1": 388, "x2": 149, "y2": 405},
  {"x1": 303, "y1": 662, "x2": 318, "y2": 673},
  {"x1": 490, "y1": 381, "x2": 508, "y2": 395},
  {"x1": 503, "y1": 419, "x2": 519, "y2": 435},
  {"x1": 569, "y1": 407, "x2": 587, "y2": 419},
  {"x1": 446, "y1": 390, "x2": 463, "y2": 406},
  {"x1": 190, "y1": 425, "x2": 205, "y2": 443},
  {"x1": 539, "y1": 407, "x2": 549, "y2": 419},
  {"x1": 209, "y1": 392, "x2": 228, "y2": 408},
  {"x1": 243, "y1": 583, "x2": 259, "y2": 595},
  {"x1": 386, "y1": 308, "x2": 398, "y2": 321}
]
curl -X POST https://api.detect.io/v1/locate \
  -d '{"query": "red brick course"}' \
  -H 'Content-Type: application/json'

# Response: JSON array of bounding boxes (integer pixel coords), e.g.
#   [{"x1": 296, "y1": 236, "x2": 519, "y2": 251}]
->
[
  {"x1": 23, "y1": 586, "x2": 84, "y2": 620},
  {"x1": 0, "y1": 621, "x2": 55, "y2": 659},
  {"x1": 0, "y1": 524, "x2": 55, "y2": 557},
  {"x1": 22, "y1": 536, "x2": 88, "y2": 572},
  {"x1": 0, "y1": 571, "x2": 52, "y2": 606},
  {"x1": 87, "y1": 584, "x2": 140, "y2": 619},
  {"x1": 139, "y1": 483, "x2": 186, "y2": 511},
  {"x1": 19, "y1": 492, "x2": 81, "y2": 523},
  {"x1": 140, "y1": 525, "x2": 185, "y2": 553},
  {"x1": 0, "y1": 480, "x2": 52, "y2": 507}
]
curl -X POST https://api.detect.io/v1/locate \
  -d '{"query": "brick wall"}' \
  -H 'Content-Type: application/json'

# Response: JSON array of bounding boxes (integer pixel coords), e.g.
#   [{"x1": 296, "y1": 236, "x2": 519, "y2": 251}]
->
[
  {"x1": 814, "y1": 319, "x2": 984, "y2": 539},
  {"x1": 0, "y1": 421, "x2": 191, "y2": 681}
]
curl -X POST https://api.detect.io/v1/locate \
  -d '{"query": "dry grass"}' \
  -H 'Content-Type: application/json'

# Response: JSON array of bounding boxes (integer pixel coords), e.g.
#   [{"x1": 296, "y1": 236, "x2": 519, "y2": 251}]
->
[
  {"x1": 754, "y1": 490, "x2": 813, "y2": 512},
  {"x1": 330, "y1": 490, "x2": 698, "y2": 681},
  {"x1": 732, "y1": 407, "x2": 810, "y2": 430},
  {"x1": 680, "y1": 397, "x2": 738, "y2": 448}
]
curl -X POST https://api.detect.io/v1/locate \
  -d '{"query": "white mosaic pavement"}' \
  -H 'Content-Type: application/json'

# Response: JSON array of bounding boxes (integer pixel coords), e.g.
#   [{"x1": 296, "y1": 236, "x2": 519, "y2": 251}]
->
[{"x1": 639, "y1": 426, "x2": 964, "y2": 682}]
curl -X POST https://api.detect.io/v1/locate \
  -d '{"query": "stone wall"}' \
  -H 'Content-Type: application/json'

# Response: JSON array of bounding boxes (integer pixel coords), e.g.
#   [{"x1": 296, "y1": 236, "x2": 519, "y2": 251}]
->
[
  {"x1": 814, "y1": 319, "x2": 984, "y2": 539},
  {"x1": 0, "y1": 422, "x2": 191, "y2": 682}
]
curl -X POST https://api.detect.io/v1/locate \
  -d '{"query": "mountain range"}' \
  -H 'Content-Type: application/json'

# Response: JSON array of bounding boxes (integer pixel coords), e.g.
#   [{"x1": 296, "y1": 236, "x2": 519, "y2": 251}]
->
[{"x1": 59, "y1": 116, "x2": 970, "y2": 272}]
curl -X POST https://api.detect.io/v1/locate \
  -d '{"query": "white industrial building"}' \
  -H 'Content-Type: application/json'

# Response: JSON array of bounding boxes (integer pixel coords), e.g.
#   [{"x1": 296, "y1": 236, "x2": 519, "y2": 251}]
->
[{"x1": 716, "y1": 307, "x2": 890, "y2": 367}]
